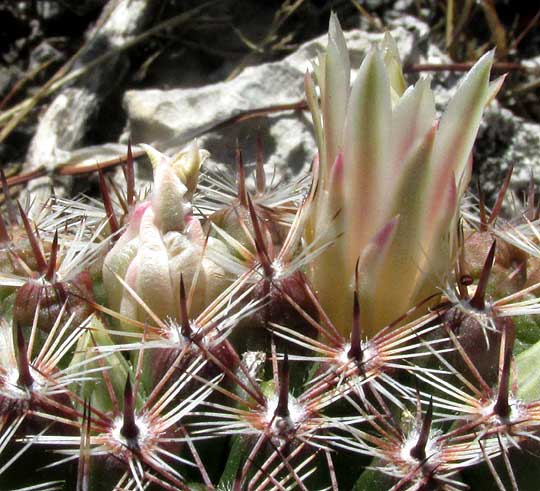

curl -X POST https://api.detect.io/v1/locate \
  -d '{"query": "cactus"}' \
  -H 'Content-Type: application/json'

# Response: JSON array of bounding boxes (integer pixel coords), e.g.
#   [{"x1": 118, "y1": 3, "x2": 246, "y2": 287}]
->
[{"x1": 1, "y1": 13, "x2": 540, "y2": 491}]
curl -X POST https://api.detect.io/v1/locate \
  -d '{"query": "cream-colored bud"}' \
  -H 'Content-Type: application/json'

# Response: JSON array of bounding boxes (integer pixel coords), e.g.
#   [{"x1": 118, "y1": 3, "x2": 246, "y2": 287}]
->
[
  {"x1": 141, "y1": 141, "x2": 209, "y2": 199},
  {"x1": 171, "y1": 140, "x2": 209, "y2": 198}
]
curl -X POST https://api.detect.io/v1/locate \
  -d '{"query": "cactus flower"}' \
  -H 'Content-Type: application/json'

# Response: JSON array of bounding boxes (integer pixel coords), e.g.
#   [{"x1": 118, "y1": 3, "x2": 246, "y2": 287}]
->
[
  {"x1": 103, "y1": 141, "x2": 228, "y2": 328},
  {"x1": 304, "y1": 14, "x2": 503, "y2": 337}
]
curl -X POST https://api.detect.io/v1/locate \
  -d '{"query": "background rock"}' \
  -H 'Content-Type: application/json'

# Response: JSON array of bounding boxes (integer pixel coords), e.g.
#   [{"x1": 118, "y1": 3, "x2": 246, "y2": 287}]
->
[
  {"x1": 22, "y1": 0, "x2": 155, "y2": 208},
  {"x1": 122, "y1": 23, "x2": 420, "y2": 179},
  {"x1": 474, "y1": 103, "x2": 540, "y2": 202}
]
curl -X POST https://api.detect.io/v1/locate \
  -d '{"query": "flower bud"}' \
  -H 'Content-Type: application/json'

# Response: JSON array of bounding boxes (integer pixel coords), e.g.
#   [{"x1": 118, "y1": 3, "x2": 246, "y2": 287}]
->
[{"x1": 103, "y1": 142, "x2": 227, "y2": 328}]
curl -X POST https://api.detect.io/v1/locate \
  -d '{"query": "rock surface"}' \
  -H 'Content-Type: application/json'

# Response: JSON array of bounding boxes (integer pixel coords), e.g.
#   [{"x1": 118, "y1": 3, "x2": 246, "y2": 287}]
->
[
  {"x1": 475, "y1": 102, "x2": 540, "y2": 199},
  {"x1": 22, "y1": 0, "x2": 154, "y2": 209},
  {"x1": 122, "y1": 21, "x2": 421, "y2": 177},
  {"x1": 26, "y1": 0, "x2": 152, "y2": 173}
]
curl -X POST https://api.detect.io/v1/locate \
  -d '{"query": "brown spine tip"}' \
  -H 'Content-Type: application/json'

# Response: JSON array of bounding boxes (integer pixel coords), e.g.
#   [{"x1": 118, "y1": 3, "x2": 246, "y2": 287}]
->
[
  {"x1": 456, "y1": 222, "x2": 469, "y2": 299},
  {"x1": 493, "y1": 318, "x2": 515, "y2": 419},
  {"x1": 347, "y1": 290, "x2": 363, "y2": 363},
  {"x1": 246, "y1": 194, "x2": 273, "y2": 278},
  {"x1": 477, "y1": 179, "x2": 487, "y2": 233},
  {"x1": 1, "y1": 169, "x2": 18, "y2": 225},
  {"x1": 527, "y1": 170, "x2": 535, "y2": 222},
  {"x1": 469, "y1": 241, "x2": 496, "y2": 311},
  {"x1": 97, "y1": 169, "x2": 120, "y2": 238},
  {"x1": 0, "y1": 213, "x2": 10, "y2": 243},
  {"x1": 77, "y1": 398, "x2": 92, "y2": 491},
  {"x1": 17, "y1": 201, "x2": 47, "y2": 275},
  {"x1": 120, "y1": 377, "x2": 139, "y2": 443},
  {"x1": 45, "y1": 231, "x2": 59, "y2": 282},
  {"x1": 179, "y1": 274, "x2": 192, "y2": 338},
  {"x1": 16, "y1": 323, "x2": 33, "y2": 388},
  {"x1": 410, "y1": 397, "x2": 433, "y2": 462},
  {"x1": 236, "y1": 141, "x2": 247, "y2": 207},
  {"x1": 489, "y1": 163, "x2": 514, "y2": 225},
  {"x1": 275, "y1": 351, "x2": 290, "y2": 419}
]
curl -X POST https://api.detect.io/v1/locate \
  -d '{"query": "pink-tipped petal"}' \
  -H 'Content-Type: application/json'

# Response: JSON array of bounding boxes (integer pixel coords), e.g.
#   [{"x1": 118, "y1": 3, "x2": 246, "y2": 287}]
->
[
  {"x1": 343, "y1": 47, "x2": 392, "y2": 258},
  {"x1": 429, "y1": 50, "x2": 494, "y2": 209},
  {"x1": 323, "y1": 12, "x2": 350, "y2": 175}
]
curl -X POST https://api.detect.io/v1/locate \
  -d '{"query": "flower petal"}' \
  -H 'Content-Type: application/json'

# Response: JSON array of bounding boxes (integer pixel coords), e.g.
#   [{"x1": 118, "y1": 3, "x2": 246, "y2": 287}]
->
[
  {"x1": 428, "y1": 50, "x2": 494, "y2": 213},
  {"x1": 323, "y1": 12, "x2": 350, "y2": 175},
  {"x1": 343, "y1": 47, "x2": 392, "y2": 259}
]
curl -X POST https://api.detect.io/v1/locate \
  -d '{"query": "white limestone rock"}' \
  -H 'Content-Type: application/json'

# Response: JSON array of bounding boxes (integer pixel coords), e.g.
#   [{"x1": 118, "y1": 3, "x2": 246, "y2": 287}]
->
[{"x1": 122, "y1": 24, "x2": 421, "y2": 175}]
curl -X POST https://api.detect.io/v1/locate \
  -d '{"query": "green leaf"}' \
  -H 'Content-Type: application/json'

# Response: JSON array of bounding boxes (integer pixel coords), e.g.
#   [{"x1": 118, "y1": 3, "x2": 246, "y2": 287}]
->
[
  {"x1": 218, "y1": 435, "x2": 252, "y2": 489},
  {"x1": 352, "y1": 463, "x2": 394, "y2": 491},
  {"x1": 70, "y1": 314, "x2": 134, "y2": 413},
  {"x1": 516, "y1": 336, "x2": 540, "y2": 401}
]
